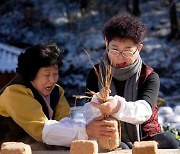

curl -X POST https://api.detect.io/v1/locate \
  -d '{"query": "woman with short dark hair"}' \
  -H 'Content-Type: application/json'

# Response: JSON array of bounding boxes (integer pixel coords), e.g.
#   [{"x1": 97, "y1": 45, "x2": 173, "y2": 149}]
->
[{"x1": 0, "y1": 42, "x2": 116, "y2": 150}]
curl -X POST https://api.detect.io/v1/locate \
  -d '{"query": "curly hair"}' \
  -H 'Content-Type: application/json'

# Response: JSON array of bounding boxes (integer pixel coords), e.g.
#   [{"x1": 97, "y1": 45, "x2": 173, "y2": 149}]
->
[
  {"x1": 103, "y1": 13, "x2": 146, "y2": 44},
  {"x1": 16, "y1": 42, "x2": 62, "y2": 81}
]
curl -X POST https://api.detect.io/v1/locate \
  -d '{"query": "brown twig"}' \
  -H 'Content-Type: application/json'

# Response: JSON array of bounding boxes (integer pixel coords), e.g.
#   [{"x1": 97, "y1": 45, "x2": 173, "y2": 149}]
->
[{"x1": 73, "y1": 49, "x2": 113, "y2": 106}]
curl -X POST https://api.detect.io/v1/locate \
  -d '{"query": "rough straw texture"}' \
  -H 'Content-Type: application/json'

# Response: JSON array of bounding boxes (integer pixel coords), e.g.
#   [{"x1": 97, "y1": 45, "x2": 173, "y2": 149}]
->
[
  {"x1": 1, "y1": 142, "x2": 32, "y2": 154},
  {"x1": 132, "y1": 141, "x2": 158, "y2": 154},
  {"x1": 70, "y1": 140, "x2": 98, "y2": 154},
  {"x1": 98, "y1": 117, "x2": 120, "y2": 152}
]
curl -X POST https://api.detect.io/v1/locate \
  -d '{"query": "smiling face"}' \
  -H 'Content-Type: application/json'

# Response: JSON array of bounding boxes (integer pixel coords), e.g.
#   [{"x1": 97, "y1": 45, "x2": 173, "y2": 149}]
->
[
  {"x1": 31, "y1": 65, "x2": 59, "y2": 97},
  {"x1": 106, "y1": 38, "x2": 143, "y2": 68}
]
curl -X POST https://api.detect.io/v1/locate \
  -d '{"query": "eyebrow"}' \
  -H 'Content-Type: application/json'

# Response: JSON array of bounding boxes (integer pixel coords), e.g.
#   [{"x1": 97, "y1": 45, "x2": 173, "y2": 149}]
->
[
  {"x1": 43, "y1": 66, "x2": 59, "y2": 71},
  {"x1": 110, "y1": 45, "x2": 133, "y2": 50},
  {"x1": 43, "y1": 69, "x2": 51, "y2": 72},
  {"x1": 124, "y1": 47, "x2": 133, "y2": 50}
]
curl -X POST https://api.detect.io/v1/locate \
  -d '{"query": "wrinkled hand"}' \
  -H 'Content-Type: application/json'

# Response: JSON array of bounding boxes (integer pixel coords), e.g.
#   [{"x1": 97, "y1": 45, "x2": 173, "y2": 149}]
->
[
  {"x1": 91, "y1": 96, "x2": 121, "y2": 115},
  {"x1": 86, "y1": 115, "x2": 117, "y2": 139}
]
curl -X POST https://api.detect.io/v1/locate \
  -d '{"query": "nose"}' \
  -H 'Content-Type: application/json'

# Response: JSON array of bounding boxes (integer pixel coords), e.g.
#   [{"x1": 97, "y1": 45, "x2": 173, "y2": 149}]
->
[
  {"x1": 117, "y1": 52, "x2": 125, "y2": 58},
  {"x1": 116, "y1": 53, "x2": 125, "y2": 60},
  {"x1": 49, "y1": 75, "x2": 57, "y2": 84}
]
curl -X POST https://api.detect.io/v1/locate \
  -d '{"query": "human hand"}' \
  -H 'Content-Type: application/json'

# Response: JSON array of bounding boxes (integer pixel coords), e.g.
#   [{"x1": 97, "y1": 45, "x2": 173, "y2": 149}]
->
[
  {"x1": 91, "y1": 96, "x2": 121, "y2": 116},
  {"x1": 86, "y1": 115, "x2": 117, "y2": 139},
  {"x1": 83, "y1": 101, "x2": 102, "y2": 124}
]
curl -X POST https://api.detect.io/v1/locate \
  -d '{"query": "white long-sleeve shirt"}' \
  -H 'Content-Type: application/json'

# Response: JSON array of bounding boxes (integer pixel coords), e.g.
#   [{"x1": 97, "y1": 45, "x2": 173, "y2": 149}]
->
[
  {"x1": 83, "y1": 95, "x2": 152, "y2": 125},
  {"x1": 42, "y1": 117, "x2": 88, "y2": 147}
]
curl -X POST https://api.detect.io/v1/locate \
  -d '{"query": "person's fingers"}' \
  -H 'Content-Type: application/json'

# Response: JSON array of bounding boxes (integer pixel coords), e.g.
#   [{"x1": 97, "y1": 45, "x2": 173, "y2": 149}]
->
[
  {"x1": 102, "y1": 131, "x2": 116, "y2": 137},
  {"x1": 91, "y1": 102, "x2": 102, "y2": 109},
  {"x1": 91, "y1": 102, "x2": 109, "y2": 115},
  {"x1": 91, "y1": 102, "x2": 110, "y2": 110},
  {"x1": 100, "y1": 127, "x2": 117, "y2": 135},
  {"x1": 98, "y1": 128, "x2": 117, "y2": 139},
  {"x1": 100, "y1": 124, "x2": 118, "y2": 139},
  {"x1": 101, "y1": 119, "x2": 116, "y2": 127},
  {"x1": 87, "y1": 118, "x2": 118, "y2": 139},
  {"x1": 93, "y1": 114, "x2": 106, "y2": 121},
  {"x1": 98, "y1": 134, "x2": 112, "y2": 139},
  {"x1": 100, "y1": 102, "x2": 110, "y2": 108}
]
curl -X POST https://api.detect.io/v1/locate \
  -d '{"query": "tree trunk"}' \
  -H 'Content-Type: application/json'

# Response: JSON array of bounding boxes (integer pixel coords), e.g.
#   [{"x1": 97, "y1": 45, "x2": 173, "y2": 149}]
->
[
  {"x1": 125, "y1": 0, "x2": 131, "y2": 13},
  {"x1": 80, "y1": 0, "x2": 88, "y2": 11},
  {"x1": 168, "y1": 0, "x2": 179, "y2": 39},
  {"x1": 133, "y1": 0, "x2": 141, "y2": 16}
]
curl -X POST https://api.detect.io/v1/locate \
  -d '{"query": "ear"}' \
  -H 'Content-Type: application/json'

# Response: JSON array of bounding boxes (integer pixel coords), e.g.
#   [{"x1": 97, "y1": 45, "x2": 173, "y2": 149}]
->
[
  {"x1": 137, "y1": 43, "x2": 143, "y2": 53},
  {"x1": 105, "y1": 37, "x2": 109, "y2": 52}
]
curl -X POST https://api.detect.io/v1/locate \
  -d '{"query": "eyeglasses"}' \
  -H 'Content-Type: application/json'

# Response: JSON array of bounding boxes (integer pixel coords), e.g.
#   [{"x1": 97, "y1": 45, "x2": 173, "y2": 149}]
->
[{"x1": 108, "y1": 47, "x2": 138, "y2": 58}]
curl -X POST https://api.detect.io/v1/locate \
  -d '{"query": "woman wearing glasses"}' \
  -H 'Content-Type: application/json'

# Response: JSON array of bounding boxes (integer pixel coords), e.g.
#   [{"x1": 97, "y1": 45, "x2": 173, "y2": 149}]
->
[{"x1": 85, "y1": 13, "x2": 179, "y2": 149}]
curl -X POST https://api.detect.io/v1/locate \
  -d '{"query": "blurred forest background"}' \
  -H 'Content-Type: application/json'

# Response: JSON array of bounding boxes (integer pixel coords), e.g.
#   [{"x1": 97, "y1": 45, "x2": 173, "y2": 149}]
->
[{"x1": 0, "y1": 0, "x2": 180, "y2": 132}]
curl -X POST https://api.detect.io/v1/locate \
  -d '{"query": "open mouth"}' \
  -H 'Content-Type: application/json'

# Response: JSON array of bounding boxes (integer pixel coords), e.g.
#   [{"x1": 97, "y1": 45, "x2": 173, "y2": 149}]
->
[
  {"x1": 45, "y1": 86, "x2": 53, "y2": 92},
  {"x1": 116, "y1": 62, "x2": 126, "y2": 68}
]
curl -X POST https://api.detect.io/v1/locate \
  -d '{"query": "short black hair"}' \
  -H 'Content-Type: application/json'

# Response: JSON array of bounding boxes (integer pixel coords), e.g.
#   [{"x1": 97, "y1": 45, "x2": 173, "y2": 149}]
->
[
  {"x1": 16, "y1": 42, "x2": 62, "y2": 81},
  {"x1": 103, "y1": 13, "x2": 146, "y2": 44}
]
